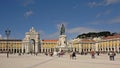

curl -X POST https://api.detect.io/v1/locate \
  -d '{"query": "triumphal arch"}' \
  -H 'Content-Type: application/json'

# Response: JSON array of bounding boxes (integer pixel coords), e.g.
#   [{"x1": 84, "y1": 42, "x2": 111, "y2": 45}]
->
[{"x1": 22, "y1": 27, "x2": 40, "y2": 53}]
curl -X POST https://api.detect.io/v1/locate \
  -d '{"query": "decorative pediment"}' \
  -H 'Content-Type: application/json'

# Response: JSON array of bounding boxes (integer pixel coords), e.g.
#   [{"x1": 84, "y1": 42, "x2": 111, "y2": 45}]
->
[
  {"x1": 30, "y1": 27, "x2": 35, "y2": 32},
  {"x1": 23, "y1": 27, "x2": 40, "y2": 42}
]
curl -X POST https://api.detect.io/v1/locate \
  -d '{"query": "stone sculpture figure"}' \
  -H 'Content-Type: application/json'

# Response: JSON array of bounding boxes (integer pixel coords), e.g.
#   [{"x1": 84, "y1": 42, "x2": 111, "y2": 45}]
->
[{"x1": 60, "y1": 24, "x2": 65, "y2": 35}]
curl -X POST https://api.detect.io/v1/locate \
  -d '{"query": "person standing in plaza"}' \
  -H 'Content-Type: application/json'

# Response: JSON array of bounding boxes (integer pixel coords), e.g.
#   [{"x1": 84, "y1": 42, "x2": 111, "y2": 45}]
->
[
  {"x1": 90, "y1": 50, "x2": 95, "y2": 59},
  {"x1": 97, "y1": 51, "x2": 100, "y2": 56},
  {"x1": 72, "y1": 52, "x2": 76, "y2": 59},
  {"x1": 108, "y1": 51, "x2": 116, "y2": 61}
]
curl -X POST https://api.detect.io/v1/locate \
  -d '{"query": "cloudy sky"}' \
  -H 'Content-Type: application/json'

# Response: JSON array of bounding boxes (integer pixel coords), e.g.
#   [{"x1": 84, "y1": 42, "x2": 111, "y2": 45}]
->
[{"x1": 0, "y1": 0, "x2": 120, "y2": 40}]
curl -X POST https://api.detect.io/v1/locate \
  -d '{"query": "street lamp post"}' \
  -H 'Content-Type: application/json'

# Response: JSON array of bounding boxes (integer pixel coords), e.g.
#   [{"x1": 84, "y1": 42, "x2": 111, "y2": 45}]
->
[{"x1": 5, "y1": 28, "x2": 11, "y2": 58}]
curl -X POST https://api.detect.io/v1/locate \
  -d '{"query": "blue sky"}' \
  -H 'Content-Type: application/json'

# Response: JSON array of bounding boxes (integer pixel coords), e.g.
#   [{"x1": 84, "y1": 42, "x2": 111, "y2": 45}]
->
[{"x1": 0, "y1": 0, "x2": 120, "y2": 40}]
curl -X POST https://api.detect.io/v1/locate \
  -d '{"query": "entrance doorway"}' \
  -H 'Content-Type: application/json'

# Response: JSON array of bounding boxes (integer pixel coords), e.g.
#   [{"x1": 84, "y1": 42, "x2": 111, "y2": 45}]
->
[{"x1": 29, "y1": 39, "x2": 35, "y2": 54}]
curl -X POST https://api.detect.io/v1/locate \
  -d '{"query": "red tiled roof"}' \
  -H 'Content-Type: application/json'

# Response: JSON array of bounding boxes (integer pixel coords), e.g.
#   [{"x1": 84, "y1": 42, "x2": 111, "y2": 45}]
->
[{"x1": 103, "y1": 34, "x2": 120, "y2": 40}]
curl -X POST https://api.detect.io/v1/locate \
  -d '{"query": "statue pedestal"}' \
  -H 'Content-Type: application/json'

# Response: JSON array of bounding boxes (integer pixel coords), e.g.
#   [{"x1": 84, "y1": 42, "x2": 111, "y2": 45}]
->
[{"x1": 57, "y1": 35, "x2": 68, "y2": 52}]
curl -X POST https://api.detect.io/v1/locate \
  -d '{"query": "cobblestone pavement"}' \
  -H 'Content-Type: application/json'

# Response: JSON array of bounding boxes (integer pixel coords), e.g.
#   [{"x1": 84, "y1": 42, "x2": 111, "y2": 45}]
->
[{"x1": 0, "y1": 53, "x2": 120, "y2": 68}]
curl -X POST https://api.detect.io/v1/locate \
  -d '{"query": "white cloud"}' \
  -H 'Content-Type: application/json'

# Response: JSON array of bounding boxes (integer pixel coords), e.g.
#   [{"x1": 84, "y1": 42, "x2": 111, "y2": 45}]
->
[
  {"x1": 88, "y1": 1, "x2": 101, "y2": 8},
  {"x1": 67, "y1": 27, "x2": 98, "y2": 34},
  {"x1": 0, "y1": 34, "x2": 2, "y2": 39},
  {"x1": 39, "y1": 17, "x2": 120, "y2": 39},
  {"x1": 22, "y1": 0, "x2": 35, "y2": 6},
  {"x1": 39, "y1": 22, "x2": 100, "y2": 39},
  {"x1": 39, "y1": 26, "x2": 99, "y2": 40},
  {"x1": 91, "y1": 16, "x2": 120, "y2": 24},
  {"x1": 24, "y1": 10, "x2": 33, "y2": 17},
  {"x1": 96, "y1": 10, "x2": 111, "y2": 18},
  {"x1": 66, "y1": 27, "x2": 99, "y2": 39},
  {"x1": 105, "y1": 0, "x2": 120, "y2": 6},
  {"x1": 108, "y1": 16, "x2": 120, "y2": 24},
  {"x1": 88, "y1": 0, "x2": 120, "y2": 7}
]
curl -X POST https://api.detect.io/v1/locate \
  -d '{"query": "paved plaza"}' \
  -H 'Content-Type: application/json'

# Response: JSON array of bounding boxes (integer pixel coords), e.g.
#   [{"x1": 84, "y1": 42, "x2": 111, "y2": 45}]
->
[{"x1": 0, "y1": 53, "x2": 120, "y2": 68}]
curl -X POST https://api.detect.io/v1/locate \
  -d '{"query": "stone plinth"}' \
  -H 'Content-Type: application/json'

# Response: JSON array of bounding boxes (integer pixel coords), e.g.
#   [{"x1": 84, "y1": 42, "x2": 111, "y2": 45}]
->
[{"x1": 57, "y1": 35, "x2": 68, "y2": 51}]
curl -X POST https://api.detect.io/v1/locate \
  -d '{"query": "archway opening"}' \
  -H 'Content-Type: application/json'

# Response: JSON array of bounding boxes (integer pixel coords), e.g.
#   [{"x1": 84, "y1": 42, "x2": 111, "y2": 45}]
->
[{"x1": 29, "y1": 39, "x2": 35, "y2": 54}]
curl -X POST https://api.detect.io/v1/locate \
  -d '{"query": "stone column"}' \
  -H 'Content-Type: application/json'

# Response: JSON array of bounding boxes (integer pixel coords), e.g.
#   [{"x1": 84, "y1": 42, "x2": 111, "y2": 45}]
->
[
  {"x1": 22, "y1": 43, "x2": 24, "y2": 53},
  {"x1": 95, "y1": 42, "x2": 98, "y2": 52},
  {"x1": 35, "y1": 43, "x2": 38, "y2": 53},
  {"x1": 79, "y1": 44, "x2": 81, "y2": 52},
  {"x1": 40, "y1": 48, "x2": 43, "y2": 53},
  {"x1": 26, "y1": 44, "x2": 29, "y2": 53}
]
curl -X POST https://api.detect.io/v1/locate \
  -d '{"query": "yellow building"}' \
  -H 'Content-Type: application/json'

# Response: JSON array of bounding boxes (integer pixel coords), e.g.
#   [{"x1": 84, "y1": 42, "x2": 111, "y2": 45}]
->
[
  {"x1": 98, "y1": 35, "x2": 120, "y2": 53},
  {"x1": 71, "y1": 39, "x2": 95, "y2": 53},
  {"x1": 0, "y1": 27, "x2": 120, "y2": 54},
  {"x1": 0, "y1": 27, "x2": 40, "y2": 54},
  {"x1": 41, "y1": 40, "x2": 58, "y2": 53},
  {"x1": 71, "y1": 34, "x2": 120, "y2": 53},
  {"x1": 0, "y1": 39, "x2": 22, "y2": 53}
]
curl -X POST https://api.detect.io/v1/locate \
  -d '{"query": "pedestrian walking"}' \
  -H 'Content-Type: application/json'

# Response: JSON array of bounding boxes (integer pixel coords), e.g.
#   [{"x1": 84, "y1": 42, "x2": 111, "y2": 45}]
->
[{"x1": 72, "y1": 52, "x2": 76, "y2": 59}]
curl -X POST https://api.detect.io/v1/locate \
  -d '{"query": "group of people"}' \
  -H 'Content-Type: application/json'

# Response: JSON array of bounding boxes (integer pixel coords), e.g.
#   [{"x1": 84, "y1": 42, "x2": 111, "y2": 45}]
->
[
  {"x1": 44, "y1": 50, "x2": 65, "y2": 57},
  {"x1": 90, "y1": 50, "x2": 116, "y2": 61},
  {"x1": 44, "y1": 50, "x2": 116, "y2": 61},
  {"x1": 45, "y1": 52, "x2": 53, "y2": 56},
  {"x1": 70, "y1": 51, "x2": 116, "y2": 60}
]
